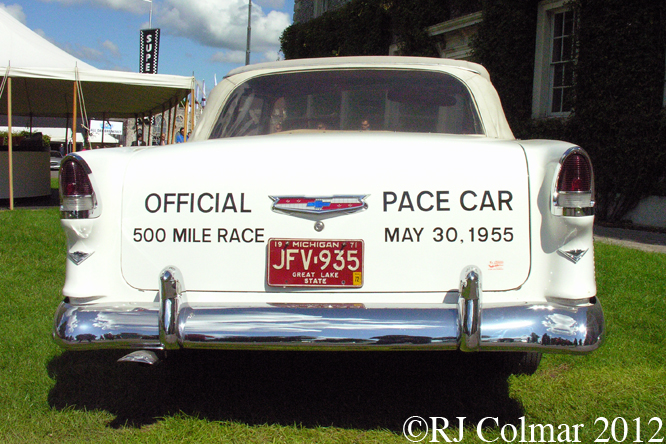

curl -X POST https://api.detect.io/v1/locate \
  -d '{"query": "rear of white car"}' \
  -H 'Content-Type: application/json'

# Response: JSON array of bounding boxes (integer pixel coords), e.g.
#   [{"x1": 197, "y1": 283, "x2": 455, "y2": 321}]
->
[{"x1": 53, "y1": 57, "x2": 603, "y2": 368}]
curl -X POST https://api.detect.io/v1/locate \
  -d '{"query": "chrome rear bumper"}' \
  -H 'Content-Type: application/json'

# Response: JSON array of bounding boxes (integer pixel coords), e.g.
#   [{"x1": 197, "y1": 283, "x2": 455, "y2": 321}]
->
[{"x1": 53, "y1": 266, "x2": 604, "y2": 353}]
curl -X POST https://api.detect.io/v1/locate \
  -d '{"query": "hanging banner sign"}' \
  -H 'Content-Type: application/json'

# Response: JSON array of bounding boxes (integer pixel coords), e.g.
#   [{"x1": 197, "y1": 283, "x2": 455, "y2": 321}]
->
[
  {"x1": 140, "y1": 28, "x2": 160, "y2": 74},
  {"x1": 89, "y1": 120, "x2": 123, "y2": 137}
]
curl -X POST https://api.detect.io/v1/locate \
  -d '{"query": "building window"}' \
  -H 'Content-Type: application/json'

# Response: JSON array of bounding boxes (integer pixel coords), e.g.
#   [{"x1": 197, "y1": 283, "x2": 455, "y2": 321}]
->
[
  {"x1": 550, "y1": 10, "x2": 575, "y2": 113},
  {"x1": 532, "y1": 0, "x2": 576, "y2": 118}
]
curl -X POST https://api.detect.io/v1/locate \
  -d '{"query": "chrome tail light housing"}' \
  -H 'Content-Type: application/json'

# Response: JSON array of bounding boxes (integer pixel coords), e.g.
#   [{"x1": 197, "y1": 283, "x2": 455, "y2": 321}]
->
[
  {"x1": 553, "y1": 148, "x2": 595, "y2": 216},
  {"x1": 59, "y1": 154, "x2": 99, "y2": 219}
]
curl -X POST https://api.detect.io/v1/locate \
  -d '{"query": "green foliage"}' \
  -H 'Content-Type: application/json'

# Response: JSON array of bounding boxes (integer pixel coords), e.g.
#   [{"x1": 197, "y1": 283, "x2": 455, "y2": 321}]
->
[
  {"x1": 471, "y1": 0, "x2": 539, "y2": 127},
  {"x1": 0, "y1": 130, "x2": 52, "y2": 148},
  {"x1": 280, "y1": 0, "x2": 481, "y2": 59},
  {"x1": 281, "y1": 1, "x2": 393, "y2": 58},
  {"x1": 568, "y1": 0, "x2": 666, "y2": 220}
]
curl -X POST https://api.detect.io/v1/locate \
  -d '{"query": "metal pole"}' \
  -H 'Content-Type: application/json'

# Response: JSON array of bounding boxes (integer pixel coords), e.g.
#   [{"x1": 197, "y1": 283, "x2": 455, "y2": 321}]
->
[
  {"x1": 245, "y1": 0, "x2": 251, "y2": 65},
  {"x1": 149, "y1": 0, "x2": 153, "y2": 29}
]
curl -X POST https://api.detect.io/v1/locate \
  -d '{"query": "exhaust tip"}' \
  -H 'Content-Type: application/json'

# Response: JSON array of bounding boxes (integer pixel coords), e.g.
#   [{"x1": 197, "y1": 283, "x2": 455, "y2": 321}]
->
[{"x1": 117, "y1": 350, "x2": 161, "y2": 366}]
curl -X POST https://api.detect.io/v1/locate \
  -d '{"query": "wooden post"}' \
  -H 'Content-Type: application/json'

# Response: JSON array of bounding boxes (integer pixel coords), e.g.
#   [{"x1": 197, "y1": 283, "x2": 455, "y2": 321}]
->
[
  {"x1": 72, "y1": 82, "x2": 77, "y2": 152},
  {"x1": 147, "y1": 112, "x2": 152, "y2": 146},
  {"x1": 101, "y1": 112, "x2": 106, "y2": 147},
  {"x1": 170, "y1": 97, "x2": 177, "y2": 143},
  {"x1": 7, "y1": 77, "x2": 13, "y2": 210},
  {"x1": 183, "y1": 94, "x2": 189, "y2": 141},
  {"x1": 190, "y1": 87, "x2": 195, "y2": 139},
  {"x1": 160, "y1": 105, "x2": 165, "y2": 145}
]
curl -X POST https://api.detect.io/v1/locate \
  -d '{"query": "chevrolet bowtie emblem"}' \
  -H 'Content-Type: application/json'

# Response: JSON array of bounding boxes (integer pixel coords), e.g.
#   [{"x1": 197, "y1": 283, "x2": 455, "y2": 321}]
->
[{"x1": 270, "y1": 196, "x2": 368, "y2": 216}]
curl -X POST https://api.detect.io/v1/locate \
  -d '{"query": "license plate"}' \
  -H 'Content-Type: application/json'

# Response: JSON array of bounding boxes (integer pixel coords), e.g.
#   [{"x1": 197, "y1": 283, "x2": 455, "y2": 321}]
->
[{"x1": 267, "y1": 239, "x2": 364, "y2": 287}]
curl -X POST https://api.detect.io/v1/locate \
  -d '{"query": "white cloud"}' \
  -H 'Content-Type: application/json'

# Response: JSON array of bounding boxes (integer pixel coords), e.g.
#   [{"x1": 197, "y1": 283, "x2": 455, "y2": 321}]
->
[
  {"x1": 260, "y1": 48, "x2": 283, "y2": 63},
  {"x1": 102, "y1": 39, "x2": 121, "y2": 57},
  {"x1": 210, "y1": 50, "x2": 246, "y2": 65},
  {"x1": 41, "y1": 0, "x2": 292, "y2": 54},
  {"x1": 35, "y1": 28, "x2": 125, "y2": 68},
  {"x1": 60, "y1": 42, "x2": 104, "y2": 62},
  {"x1": 0, "y1": 2, "x2": 27, "y2": 23},
  {"x1": 156, "y1": 0, "x2": 291, "y2": 53},
  {"x1": 210, "y1": 47, "x2": 282, "y2": 66},
  {"x1": 38, "y1": 0, "x2": 151, "y2": 14}
]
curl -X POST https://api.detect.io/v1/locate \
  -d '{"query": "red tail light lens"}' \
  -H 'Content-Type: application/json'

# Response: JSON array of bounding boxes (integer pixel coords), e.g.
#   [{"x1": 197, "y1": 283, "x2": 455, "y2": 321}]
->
[
  {"x1": 60, "y1": 159, "x2": 93, "y2": 196},
  {"x1": 557, "y1": 153, "x2": 592, "y2": 192},
  {"x1": 60, "y1": 156, "x2": 97, "y2": 218},
  {"x1": 554, "y1": 149, "x2": 594, "y2": 216}
]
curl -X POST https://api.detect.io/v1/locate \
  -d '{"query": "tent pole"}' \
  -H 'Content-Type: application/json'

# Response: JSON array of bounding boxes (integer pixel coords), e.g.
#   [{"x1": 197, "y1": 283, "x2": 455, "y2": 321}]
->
[
  {"x1": 147, "y1": 112, "x2": 153, "y2": 146},
  {"x1": 72, "y1": 82, "x2": 77, "y2": 152},
  {"x1": 168, "y1": 99, "x2": 174, "y2": 143},
  {"x1": 166, "y1": 103, "x2": 171, "y2": 143},
  {"x1": 190, "y1": 86, "x2": 195, "y2": 137},
  {"x1": 7, "y1": 77, "x2": 13, "y2": 210},
  {"x1": 101, "y1": 112, "x2": 106, "y2": 147},
  {"x1": 183, "y1": 94, "x2": 189, "y2": 141},
  {"x1": 160, "y1": 105, "x2": 165, "y2": 145},
  {"x1": 64, "y1": 114, "x2": 70, "y2": 154},
  {"x1": 170, "y1": 97, "x2": 177, "y2": 143}
]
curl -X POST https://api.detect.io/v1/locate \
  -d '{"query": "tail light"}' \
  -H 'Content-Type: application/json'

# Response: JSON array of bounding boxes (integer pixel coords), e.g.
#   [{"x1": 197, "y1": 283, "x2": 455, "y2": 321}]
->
[
  {"x1": 553, "y1": 148, "x2": 594, "y2": 216},
  {"x1": 59, "y1": 155, "x2": 99, "y2": 219}
]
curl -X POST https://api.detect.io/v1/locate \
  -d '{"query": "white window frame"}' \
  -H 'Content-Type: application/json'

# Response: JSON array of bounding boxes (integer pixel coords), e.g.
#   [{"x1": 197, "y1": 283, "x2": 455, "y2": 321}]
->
[{"x1": 532, "y1": 0, "x2": 575, "y2": 118}]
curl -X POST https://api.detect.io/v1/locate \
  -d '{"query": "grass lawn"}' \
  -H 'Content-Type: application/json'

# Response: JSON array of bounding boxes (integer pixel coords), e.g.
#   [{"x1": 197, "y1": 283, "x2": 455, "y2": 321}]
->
[{"x1": 0, "y1": 208, "x2": 664, "y2": 443}]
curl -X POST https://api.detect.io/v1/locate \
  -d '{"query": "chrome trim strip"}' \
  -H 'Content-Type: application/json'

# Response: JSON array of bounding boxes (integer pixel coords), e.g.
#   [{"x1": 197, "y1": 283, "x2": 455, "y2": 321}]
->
[
  {"x1": 557, "y1": 248, "x2": 589, "y2": 264},
  {"x1": 67, "y1": 251, "x2": 93, "y2": 265},
  {"x1": 53, "y1": 298, "x2": 604, "y2": 353},
  {"x1": 65, "y1": 153, "x2": 92, "y2": 174}
]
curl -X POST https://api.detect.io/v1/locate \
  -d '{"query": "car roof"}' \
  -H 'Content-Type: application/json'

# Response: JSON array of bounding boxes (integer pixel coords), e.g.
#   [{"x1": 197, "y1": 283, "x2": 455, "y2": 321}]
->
[{"x1": 225, "y1": 56, "x2": 490, "y2": 82}]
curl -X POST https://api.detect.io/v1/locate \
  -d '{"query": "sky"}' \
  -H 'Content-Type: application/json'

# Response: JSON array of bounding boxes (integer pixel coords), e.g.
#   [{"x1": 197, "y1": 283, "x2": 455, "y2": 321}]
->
[{"x1": 1, "y1": 0, "x2": 295, "y2": 93}]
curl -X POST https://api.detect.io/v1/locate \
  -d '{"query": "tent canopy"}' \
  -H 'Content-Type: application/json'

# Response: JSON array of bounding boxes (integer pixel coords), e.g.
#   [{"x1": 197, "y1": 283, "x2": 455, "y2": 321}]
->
[
  {"x1": 4, "y1": 67, "x2": 195, "y2": 118},
  {"x1": 0, "y1": 8, "x2": 194, "y2": 118}
]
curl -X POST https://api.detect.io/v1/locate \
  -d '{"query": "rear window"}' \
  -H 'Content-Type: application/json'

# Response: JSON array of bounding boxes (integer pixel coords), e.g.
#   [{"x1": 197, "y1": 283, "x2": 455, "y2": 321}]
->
[{"x1": 209, "y1": 69, "x2": 483, "y2": 139}]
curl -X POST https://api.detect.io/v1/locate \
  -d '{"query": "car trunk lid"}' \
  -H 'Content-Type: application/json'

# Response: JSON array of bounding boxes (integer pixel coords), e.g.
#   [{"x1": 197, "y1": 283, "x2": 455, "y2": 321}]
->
[{"x1": 120, "y1": 132, "x2": 530, "y2": 296}]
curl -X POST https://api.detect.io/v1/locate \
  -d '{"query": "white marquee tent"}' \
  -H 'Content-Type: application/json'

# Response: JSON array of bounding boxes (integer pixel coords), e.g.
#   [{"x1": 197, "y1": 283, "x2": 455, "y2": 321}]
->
[
  {"x1": 1, "y1": 7, "x2": 195, "y2": 206},
  {"x1": 0, "y1": 8, "x2": 194, "y2": 118}
]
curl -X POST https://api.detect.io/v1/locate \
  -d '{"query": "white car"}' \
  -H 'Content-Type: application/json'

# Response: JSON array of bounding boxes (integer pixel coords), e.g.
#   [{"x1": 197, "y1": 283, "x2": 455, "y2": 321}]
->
[
  {"x1": 50, "y1": 150, "x2": 63, "y2": 170},
  {"x1": 53, "y1": 56, "x2": 604, "y2": 372}
]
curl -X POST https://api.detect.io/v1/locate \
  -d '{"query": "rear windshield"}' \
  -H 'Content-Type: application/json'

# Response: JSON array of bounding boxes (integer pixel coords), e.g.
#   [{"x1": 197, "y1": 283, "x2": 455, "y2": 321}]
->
[{"x1": 209, "y1": 69, "x2": 483, "y2": 138}]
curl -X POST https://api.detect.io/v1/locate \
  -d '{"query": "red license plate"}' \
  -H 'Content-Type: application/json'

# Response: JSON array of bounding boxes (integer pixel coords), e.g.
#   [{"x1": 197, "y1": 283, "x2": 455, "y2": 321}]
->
[{"x1": 267, "y1": 239, "x2": 364, "y2": 287}]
